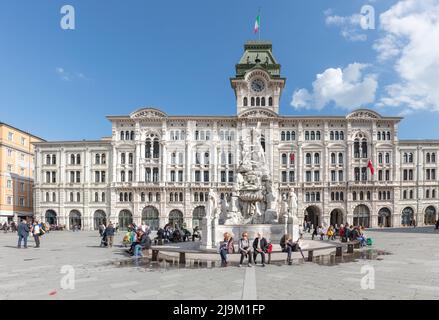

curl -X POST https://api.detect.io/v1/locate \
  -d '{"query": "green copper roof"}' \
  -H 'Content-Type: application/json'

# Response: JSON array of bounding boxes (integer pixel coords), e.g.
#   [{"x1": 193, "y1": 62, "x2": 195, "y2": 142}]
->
[{"x1": 234, "y1": 41, "x2": 281, "y2": 78}]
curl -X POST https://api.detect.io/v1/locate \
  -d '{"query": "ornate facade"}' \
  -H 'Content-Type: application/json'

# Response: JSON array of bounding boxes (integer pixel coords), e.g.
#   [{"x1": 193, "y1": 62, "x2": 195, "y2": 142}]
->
[{"x1": 33, "y1": 41, "x2": 439, "y2": 230}]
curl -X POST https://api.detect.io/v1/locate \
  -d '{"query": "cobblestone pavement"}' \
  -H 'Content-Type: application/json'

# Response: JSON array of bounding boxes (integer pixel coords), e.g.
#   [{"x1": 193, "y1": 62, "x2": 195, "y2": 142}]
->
[{"x1": 0, "y1": 227, "x2": 438, "y2": 300}]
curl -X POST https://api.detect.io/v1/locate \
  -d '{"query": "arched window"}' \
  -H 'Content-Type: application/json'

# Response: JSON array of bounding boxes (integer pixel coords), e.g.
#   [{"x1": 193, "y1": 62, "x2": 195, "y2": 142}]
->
[
  {"x1": 433, "y1": 153, "x2": 437, "y2": 163},
  {"x1": 119, "y1": 193, "x2": 123, "y2": 202},
  {"x1": 179, "y1": 192, "x2": 183, "y2": 202},
  {"x1": 228, "y1": 153, "x2": 233, "y2": 165},
  {"x1": 251, "y1": 97, "x2": 255, "y2": 106},
  {"x1": 95, "y1": 192, "x2": 99, "y2": 202},
  {"x1": 129, "y1": 153, "x2": 133, "y2": 164},
  {"x1": 286, "y1": 131, "x2": 291, "y2": 141},
  {"x1": 292, "y1": 132, "x2": 296, "y2": 140},
  {"x1": 148, "y1": 192, "x2": 153, "y2": 202},
  {"x1": 121, "y1": 171, "x2": 125, "y2": 182},
  {"x1": 330, "y1": 131, "x2": 334, "y2": 140},
  {"x1": 77, "y1": 192, "x2": 81, "y2": 202},
  {"x1": 261, "y1": 97, "x2": 266, "y2": 106},
  {"x1": 120, "y1": 131, "x2": 125, "y2": 140},
  {"x1": 378, "y1": 153, "x2": 383, "y2": 164},
  {"x1": 256, "y1": 97, "x2": 260, "y2": 106},
  {"x1": 385, "y1": 153, "x2": 390, "y2": 164},
  {"x1": 269, "y1": 97, "x2": 273, "y2": 106},
  {"x1": 129, "y1": 193, "x2": 133, "y2": 202},
  {"x1": 153, "y1": 139, "x2": 160, "y2": 158},
  {"x1": 305, "y1": 131, "x2": 309, "y2": 140},
  {"x1": 243, "y1": 97, "x2": 248, "y2": 106},
  {"x1": 331, "y1": 153, "x2": 336, "y2": 164},
  {"x1": 46, "y1": 155, "x2": 51, "y2": 165},
  {"x1": 71, "y1": 154, "x2": 75, "y2": 165},
  {"x1": 354, "y1": 139, "x2": 360, "y2": 158},
  {"x1": 156, "y1": 193, "x2": 160, "y2": 202},
  {"x1": 316, "y1": 131, "x2": 321, "y2": 140},
  {"x1": 306, "y1": 153, "x2": 312, "y2": 165},
  {"x1": 141, "y1": 192, "x2": 145, "y2": 202},
  {"x1": 335, "y1": 131, "x2": 339, "y2": 140},
  {"x1": 102, "y1": 192, "x2": 105, "y2": 202},
  {"x1": 121, "y1": 153, "x2": 126, "y2": 164},
  {"x1": 76, "y1": 154, "x2": 81, "y2": 164},
  {"x1": 311, "y1": 131, "x2": 315, "y2": 140},
  {"x1": 353, "y1": 191, "x2": 357, "y2": 201},
  {"x1": 95, "y1": 154, "x2": 100, "y2": 164},
  {"x1": 281, "y1": 131, "x2": 285, "y2": 141},
  {"x1": 314, "y1": 153, "x2": 320, "y2": 165},
  {"x1": 427, "y1": 153, "x2": 431, "y2": 163},
  {"x1": 45, "y1": 192, "x2": 50, "y2": 202},
  {"x1": 361, "y1": 139, "x2": 368, "y2": 158},
  {"x1": 387, "y1": 132, "x2": 391, "y2": 140},
  {"x1": 377, "y1": 132, "x2": 381, "y2": 140},
  {"x1": 338, "y1": 153, "x2": 343, "y2": 164},
  {"x1": 131, "y1": 131, "x2": 135, "y2": 140}
]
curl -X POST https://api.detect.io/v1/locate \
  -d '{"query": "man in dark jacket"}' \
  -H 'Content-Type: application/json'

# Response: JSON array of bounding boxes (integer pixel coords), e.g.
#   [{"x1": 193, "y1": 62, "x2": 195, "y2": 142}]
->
[
  {"x1": 106, "y1": 222, "x2": 115, "y2": 248},
  {"x1": 17, "y1": 219, "x2": 30, "y2": 248},
  {"x1": 252, "y1": 233, "x2": 268, "y2": 267}
]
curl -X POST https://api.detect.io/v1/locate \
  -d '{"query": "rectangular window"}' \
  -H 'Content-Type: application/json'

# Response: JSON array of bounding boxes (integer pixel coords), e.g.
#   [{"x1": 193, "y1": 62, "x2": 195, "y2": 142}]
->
[
  {"x1": 101, "y1": 171, "x2": 106, "y2": 183},
  {"x1": 314, "y1": 171, "x2": 320, "y2": 182},
  {"x1": 7, "y1": 196, "x2": 12, "y2": 205},
  {"x1": 76, "y1": 171, "x2": 80, "y2": 183},
  {"x1": 7, "y1": 164, "x2": 13, "y2": 172},
  {"x1": 228, "y1": 171, "x2": 234, "y2": 183},
  {"x1": 204, "y1": 171, "x2": 209, "y2": 182},
  {"x1": 170, "y1": 171, "x2": 176, "y2": 182},
  {"x1": 7, "y1": 149, "x2": 12, "y2": 157},
  {"x1": 289, "y1": 171, "x2": 295, "y2": 183},
  {"x1": 338, "y1": 170, "x2": 343, "y2": 182},
  {"x1": 282, "y1": 171, "x2": 287, "y2": 183},
  {"x1": 331, "y1": 170, "x2": 336, "y2": 182},
  {"x1": 178, "y1": 170, "x2": 183, "y2": 182},
  {"x1": 21, "y1": 137, "x2": 25, "y2": 145},
  {"x1": 306, "y1": 171, "x2": 312, "y2": 182},
  {"x1": 8, "y1": 132, "x2": 13, "y2": 141},
  {"x1": 20, "y1": 182, "x2": 24, "y2": 192},
  {"x1": 19, "y1": 197, "x2": 25, "y2": 207},
  {"x1": 195, "y1": 170, "x2": 201, "y2": 182}
]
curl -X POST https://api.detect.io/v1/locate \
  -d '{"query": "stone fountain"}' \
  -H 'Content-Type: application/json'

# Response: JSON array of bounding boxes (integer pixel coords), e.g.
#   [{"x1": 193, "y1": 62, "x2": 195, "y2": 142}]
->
[{"x1": 201, "y1": 122, "x2": 300, "y2": 249}]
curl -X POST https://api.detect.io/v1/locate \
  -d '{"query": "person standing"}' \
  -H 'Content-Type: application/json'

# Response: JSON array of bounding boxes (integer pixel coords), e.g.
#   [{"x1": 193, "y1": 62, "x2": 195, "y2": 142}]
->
[
  {"x1": 435, "y1": 219, "x2": 439, "y2": 231},
  {"x1": 17, "y1": 219, "x2": 30, "y2": 249},
  {"x1": 238, "y1": 232, "x2": 252, "y2": 267},
  {"x1": 31, "y1": 220, "x2": 43, "y2": 248},
  {"x1": 252, "y1": 233, "x2": 268, "y2": 267},
  {"x1": 106, "y1": 222, "x2": 115, "y2": 248}
]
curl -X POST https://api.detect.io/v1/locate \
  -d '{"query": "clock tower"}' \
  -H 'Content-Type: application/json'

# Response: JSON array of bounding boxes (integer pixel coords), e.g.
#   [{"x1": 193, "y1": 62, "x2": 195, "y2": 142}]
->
[{"x1": 230, "y1": 41, "x2": 286, "y2": 115}]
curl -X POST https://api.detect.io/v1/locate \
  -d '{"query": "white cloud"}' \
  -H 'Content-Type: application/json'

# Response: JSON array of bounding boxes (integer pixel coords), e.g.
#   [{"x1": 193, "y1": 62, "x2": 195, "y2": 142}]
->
[
  {"x1": 291, "y1": 63, "x2": 378, "y2": 110},
  {"x1": 374, "y1": 0, "x2": 439, "y2": 111},
  {"x1": 325, "y1": 12, "x2": 368, "y2": 41},
  {"x1": 55, "y1": 67, "x2": 88, "y2": 81}
]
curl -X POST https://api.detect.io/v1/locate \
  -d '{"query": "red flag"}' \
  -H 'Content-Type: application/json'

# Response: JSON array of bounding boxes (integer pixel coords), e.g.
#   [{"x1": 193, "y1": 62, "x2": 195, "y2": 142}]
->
[
  {"x1": 290, "y1": 153, "x2": 295, "y2": 162},
  {"x1": 367, "y1": 159, "x2": 375, "y2": 175}
]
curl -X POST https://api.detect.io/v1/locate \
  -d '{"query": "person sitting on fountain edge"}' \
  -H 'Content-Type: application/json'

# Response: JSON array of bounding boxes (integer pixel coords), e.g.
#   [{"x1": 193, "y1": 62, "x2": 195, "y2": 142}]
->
[{"x1": 252, "y1": 233, "x2": 268, "y2": 267}]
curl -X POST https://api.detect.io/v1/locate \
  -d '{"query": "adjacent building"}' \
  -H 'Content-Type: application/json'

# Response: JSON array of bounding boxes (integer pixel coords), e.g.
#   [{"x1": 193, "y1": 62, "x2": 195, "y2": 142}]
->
[
  {"x1": 33, "y1": 41, "x2": 439, "y2": 230},
  {"x1": 0, "y1": 122, "x2": 44, "y2": 223}
]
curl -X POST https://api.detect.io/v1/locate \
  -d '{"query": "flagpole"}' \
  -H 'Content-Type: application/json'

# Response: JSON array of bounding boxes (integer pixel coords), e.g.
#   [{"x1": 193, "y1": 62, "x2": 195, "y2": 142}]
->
[{"x1": 258, "y1": 7, "x2": 261, "y2": 41}]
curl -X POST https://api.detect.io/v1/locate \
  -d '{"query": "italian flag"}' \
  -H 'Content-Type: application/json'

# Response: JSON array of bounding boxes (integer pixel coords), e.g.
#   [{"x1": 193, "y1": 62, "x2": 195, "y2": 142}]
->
[{"x1": 254, "y1": 15, "x2": 260, "y2": 34}]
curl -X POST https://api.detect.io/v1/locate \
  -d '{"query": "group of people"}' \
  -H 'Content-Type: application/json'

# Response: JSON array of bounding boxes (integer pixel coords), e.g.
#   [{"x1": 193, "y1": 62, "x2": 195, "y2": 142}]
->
[
  {"x1": 16, "y1": 219, "x2": 46, "y2": 248},
  {"x1": 308, "y1": 223, "x2": 368, "y2": 246},
  {"x1": 98, "y1": 222, "x2": 116, "y2": 248},
  {"x1": 155, "y1": 224, "x2": 201, "y2": 243},
  {"x1": 1, "y1": 221, "x2": 17, "y2": 233},
  {"x1": 218, "y1": 232, "x2": 304, "y2": 267},
  {"x1": 121, "y1": 222, "x2": 152, "y2": 257}
]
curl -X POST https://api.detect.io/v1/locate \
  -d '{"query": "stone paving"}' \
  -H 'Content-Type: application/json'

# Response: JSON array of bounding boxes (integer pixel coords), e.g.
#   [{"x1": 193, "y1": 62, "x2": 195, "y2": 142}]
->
[{"x1": 0, "y1": 227, "x2": 438, "y2": 300}]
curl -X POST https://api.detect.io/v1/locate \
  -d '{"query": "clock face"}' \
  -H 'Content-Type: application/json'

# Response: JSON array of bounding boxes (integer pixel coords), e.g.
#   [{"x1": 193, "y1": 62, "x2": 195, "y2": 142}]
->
[{"x1": 251, "y1": 79, "x2": 265, "y2": 93}]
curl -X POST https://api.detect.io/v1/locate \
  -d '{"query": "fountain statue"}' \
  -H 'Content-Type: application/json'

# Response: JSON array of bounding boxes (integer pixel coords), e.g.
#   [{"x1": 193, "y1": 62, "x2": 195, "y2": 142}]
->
[{"x1": 201, "y1": 122, "x2": 300, "y2": 249}]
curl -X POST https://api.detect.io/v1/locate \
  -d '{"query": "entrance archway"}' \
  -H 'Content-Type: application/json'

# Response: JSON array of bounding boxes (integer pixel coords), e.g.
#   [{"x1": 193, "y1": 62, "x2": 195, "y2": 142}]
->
[
  {"x1": 119, "y1": 210, "x2": 133, "y2": 230},
  {"x1": 69, "y1": 210, "x2": 82, "y2": 230},
  {"x1": 330, "y1": 209, "x2": 343, "y2": 226},
  {"x1": 45, "y1": 210, "x2": 57, "y2": 225},
  {"x1": 304, "y1": 206, "x2": 320, "y2": 228},
  {"x1": 424, "y1": 206, "x2": 436, "y2": 225},
  {"x1": 142, "y1": 206, "x2": 159, "y2": 230},
  {"x1": 93, "y1": 210, "x2": 107, "y2": 230},
  {"x1": 192, "y1": 206, "x2": 206, "y2": 228},
  {"x1": 169, "y1": 209, "x2": 184, "y2": 229},
  {"x1": 378, "y1": 208, "x2": 391, "y2": 227},
  {"x1": 353, "y1": 205, "x2": 370, "y2": 228},
  {"x1": 401, "y1": 207, "x2": 414, "y2": 226}
]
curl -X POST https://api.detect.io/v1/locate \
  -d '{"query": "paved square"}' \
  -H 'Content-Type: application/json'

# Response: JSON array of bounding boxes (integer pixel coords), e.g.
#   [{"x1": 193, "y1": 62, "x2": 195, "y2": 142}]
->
[{"x1": 1, "y1": 227, "x2": 438, "y2": 300}]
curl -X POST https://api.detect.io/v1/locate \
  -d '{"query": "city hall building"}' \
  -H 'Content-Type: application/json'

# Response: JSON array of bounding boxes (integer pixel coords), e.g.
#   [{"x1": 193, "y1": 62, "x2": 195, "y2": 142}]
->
[{"x1": 34, "y1": 41, "x2": 439, "y2": 230}]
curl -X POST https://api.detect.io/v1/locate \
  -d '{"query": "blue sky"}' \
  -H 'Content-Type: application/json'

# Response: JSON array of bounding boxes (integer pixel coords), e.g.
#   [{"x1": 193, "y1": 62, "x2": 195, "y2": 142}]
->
[{"x1": 1, "y1": 0, "x2": 439, "y2": 140}]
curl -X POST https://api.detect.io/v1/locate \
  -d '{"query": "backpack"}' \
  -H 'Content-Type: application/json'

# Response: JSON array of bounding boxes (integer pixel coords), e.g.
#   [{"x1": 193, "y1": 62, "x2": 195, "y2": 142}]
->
[{"x1": 266, "y1": 243, "x2": 273, "y2": 253}]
